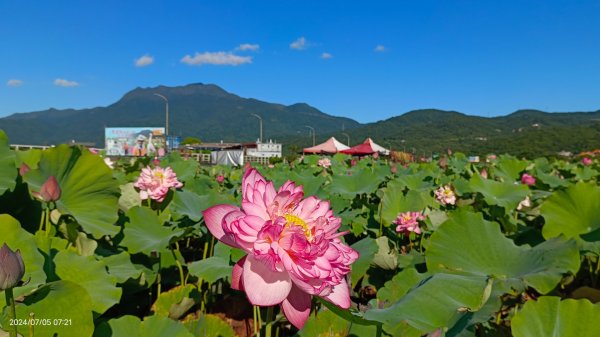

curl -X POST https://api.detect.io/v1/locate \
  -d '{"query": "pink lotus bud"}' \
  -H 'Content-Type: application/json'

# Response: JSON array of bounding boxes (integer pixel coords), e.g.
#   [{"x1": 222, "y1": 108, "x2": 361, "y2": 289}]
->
[
  {"x1": 391, "y1": 165, "x2": 398, "y2": 174},
  {"x1": 481, "y1": 168, "x2": 488, "y2": 179},
  {"x1": 350, "y1": 159, "x2": 357, "y2": 167},
  {"x1": 373, "y1": 152, "x2": 379, "y2": 159},
  {"x1": 521, "y1": 173, "x2": 536, "y2": 186},
  {"x1": 19, "y1": 163, "x2": 30, "y2": 176},
  {"x1": 439, "y1": 156, "x2": 447, "y2": 169},
  {"x1": 153, "y1": 158, "x2": 160, "y2": 166},
  {"x1": 0, "y1": 243, "x2": 25, "y2": 290},
  {"x1": 582, "y1": 157, "x2": 592, "y2": 166},
  {"x1": 216, "y1": 175, "x2": 225, "y2": 184},
  {"x1": 36, "y1": 176, "x2": 61, "y2": 202}
]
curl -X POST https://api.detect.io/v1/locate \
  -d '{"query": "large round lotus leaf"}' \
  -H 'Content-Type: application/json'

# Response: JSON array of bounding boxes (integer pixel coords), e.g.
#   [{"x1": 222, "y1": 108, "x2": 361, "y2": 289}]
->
[
  {"x1": 187, "y1": 256, "x2": 232, "y2": 283},
  {"x1": 22, "y1": 145, "x2": 120, "y2": 238},
  {"x1": 102, "y1": 252, "x2": 144, "y2": 284},
  {"x1": 168, "y1": 190, "x2": 206, "y2": 222},
  {"x1": 494, "y1": 156, "x2": 528, "y2": 182},
  {"x1": 0, "y1": 280, "x2": 94, "y2": 337},
  {"x1": 102, "y1": 315, "x2": 194, "y2": 337},
  {"x1": 350, "y1": 237, "x2": 378, "y2": 286},
  {"x1": 54, "y1": 250, "x2": 122, "y2": 314},
  {"x1": 152, "y1": 284, "x2": 199, "y2": 320},
  {"x1": 0, "y1": 215, "x2": 47, "y2": 304},
  {"x1": 469, "y1": 174, "x2": 529, "y2": 210},
  {"x1": 427, "y1": 210, "x2": 580, "y2": 294},
  {"x1": 512, "y1": 297, "x2": 600, "y2": 337},
  {"x1": 120, "y1": 206, "x2": 184, "y2": 255},
  {"x1": 0, "y1": 130, "x2": 16, "y2": 195},
  {"x1": 380, "y1": 180, "x2": 433, "y2": 227},
  {"x1": 184, "y1": 314, "x2": 236, "y2": 337},
  {"x1": 160, "y1": 152, "x2": 198, "y2": 182},
  {"x1": 377, "y1": 268, "x2": 427, "y2": 306},
  {"x1": 540, "y1": 182, "x2": 600, "y2": 239},
  {"x1": 364, "y1": 273, "x2": 490, "y2": 333},
  {"x1": 327, "y1": 170, "x2": 381, "y2": 198}
]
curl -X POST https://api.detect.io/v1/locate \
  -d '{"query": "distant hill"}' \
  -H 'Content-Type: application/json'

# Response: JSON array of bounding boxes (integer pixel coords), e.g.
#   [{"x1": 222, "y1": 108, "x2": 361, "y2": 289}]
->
[
  {"x1": 0, "y1": 83, "x2": 360, "y2": 146},
  {"x1": 282, "y1": 109, "x2": 600, "y2": 158},
  {"x1": 1, "y1": 84, "x2": 599, "y2": 158}
]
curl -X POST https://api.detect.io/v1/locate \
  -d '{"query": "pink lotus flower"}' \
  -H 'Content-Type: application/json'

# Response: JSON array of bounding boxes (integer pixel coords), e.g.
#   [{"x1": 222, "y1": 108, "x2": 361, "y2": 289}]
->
[
  {"x1": 394, "y1": 211, "x2": 425, "y2": 234},
  {"x1": 521, "y1": 173, "x2": 536, "y2": 186},
  {"x1": 153, "y1": 158, "x2": 160, "y2": 166},
  {"x1": 134, "y1": 166, "x2": 183, "y2": 202},
  {"x1": 582, "y1": 157, "x2": 593, "y2": 166},
  {"x1": 434, "y1": 185, "x2": 456, "y2": 206},
  {"x1": 318, "y1": 158, "x2": 332, "y2": 168},
  {"x1": 390, "y1": 165, "x2": 398, "y2": 174},
  {"x1": 372, "y1": 152, "x2": 379, "y2": 159},
  {"x1": 217, "y1": 175, "x2": 225, "y2": 184},
  {"x1": 480, "y1": 168, "x2": 488, "y2": 179},
  {"x1": 202, "y1": 169, "x2": 358, "y2": 329},
  {"x1": 350, "y1": 159, "x2": 357, "y2": 167}
]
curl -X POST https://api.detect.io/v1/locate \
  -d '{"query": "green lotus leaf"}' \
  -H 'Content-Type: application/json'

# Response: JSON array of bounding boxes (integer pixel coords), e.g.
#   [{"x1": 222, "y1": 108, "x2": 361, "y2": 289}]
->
[
  {"x1": 427, "y1": 210, "x2": 580, "y2": 294},
  {"x1": 364, "y1": 273, "x2": 489, "y2": 333},
  {"x1": 540, "y1": 182, "x2": 600, "y2": 239},
  {"x1": 160, "y1": 152, "x2": 198, "y2": 182},
  {"x1": 350, "y1": 237, "x2": 378, "y2": 286},
  {"x1": 377, "y1": 268, "x2": 427, "y2": 306},
  {"x1": 469, "y1": 174, "x2": 529, "y2": 210},
  {"x1": 103, "y1": 252, "x2": 144, "y2": 283},
  {"x1": 512, "y1": 297, "x2": 600, "y2": 337},
  {"x1": 0, "y1": 131, "x2": 16, "y2": 195},
  {"x1": 0, "y1": 280, "x2": 94, "y2": 337},
  {"x1": 152, "y1": 284, "x2": 199, "y2": 319},
  {"x1": 22, "y1": 145, "x2": 120, "y2": 238},
  {"x1": 327, "y1": 170, "x2": 381, "y2": 198},
  {"x1": 168, "y1": 190, "x2": 205, "y2": 222},
  {"x1": 372, "y1": 236, "x2": 399, "y2": 270},
  {"x1": 104, "y1": 315, "x2": 194, "y2": 337},
  {"x1": 0, "y1": 215, "x2": 47, "y2": 305},
  {"x1": 380, "y1": 180, "x2": 432, "y2": 227},
  {"x1": 184, "y1": 314, "x2": 236, "y2": 337},
  {"x1": 121, "y1": 206, "x2": 184, "y2": 255},
  {"x1": 118, "y1": 182, "x2": 142, "y2": 212},
  {"x1": 187, "y1": 256, "x2": 232, "y2": 283},
  {"x1": 494, "y1": 156, "x2": 528, "y2": 182},
  {"x1": 54, "y1": 250, "x2": 122, "y2": 314}
]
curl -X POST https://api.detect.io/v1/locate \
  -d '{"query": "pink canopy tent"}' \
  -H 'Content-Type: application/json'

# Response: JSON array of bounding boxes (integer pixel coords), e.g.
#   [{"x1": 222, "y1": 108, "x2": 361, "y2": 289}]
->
[
  {"x1": 303, "y1": 137, "x2": 350, "y2": 154},
  {"x1": 340, "y1": 138, "x2": 390, "y2": 155}
]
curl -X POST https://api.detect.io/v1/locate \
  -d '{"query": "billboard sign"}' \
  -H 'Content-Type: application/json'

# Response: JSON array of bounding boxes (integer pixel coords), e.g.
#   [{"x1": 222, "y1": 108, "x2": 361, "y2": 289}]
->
[{"x1": 105, "y1": 127, "x2": 167, "y2": 157}]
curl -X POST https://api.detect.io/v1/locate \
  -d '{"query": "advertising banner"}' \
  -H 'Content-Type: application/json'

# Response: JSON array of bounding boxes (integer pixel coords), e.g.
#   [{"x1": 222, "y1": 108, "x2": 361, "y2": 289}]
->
[{"x1": 105, "y1": 127, "x2": 166, "y2": 157}]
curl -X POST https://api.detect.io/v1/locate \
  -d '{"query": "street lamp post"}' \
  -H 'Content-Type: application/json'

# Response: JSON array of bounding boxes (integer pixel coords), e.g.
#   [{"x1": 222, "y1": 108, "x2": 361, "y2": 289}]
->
[
  {"x1": 154, "y1": 93, "x2": 169, "y2": 136},
  {"x1": 250, "y1": 113, "x2": 263, "y2": 143},
  {"x1": 341, "y1": 132, "x2": 350, "y2": 146},
  {"x1": 305, "y1": 126, "x2": 315, "y2": 146}
]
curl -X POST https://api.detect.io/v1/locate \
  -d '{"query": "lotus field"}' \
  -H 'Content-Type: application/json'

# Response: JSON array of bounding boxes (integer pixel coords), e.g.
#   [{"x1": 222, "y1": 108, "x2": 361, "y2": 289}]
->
[{"x1": 2, "y1": 129, "x2": 600, "y2": 337}]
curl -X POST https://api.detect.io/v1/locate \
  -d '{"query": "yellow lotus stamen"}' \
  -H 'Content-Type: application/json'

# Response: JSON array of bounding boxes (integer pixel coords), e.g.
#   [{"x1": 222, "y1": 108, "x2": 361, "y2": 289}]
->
[{"x1": 284, "y1": 214, "x2": 313, "y2": 240}]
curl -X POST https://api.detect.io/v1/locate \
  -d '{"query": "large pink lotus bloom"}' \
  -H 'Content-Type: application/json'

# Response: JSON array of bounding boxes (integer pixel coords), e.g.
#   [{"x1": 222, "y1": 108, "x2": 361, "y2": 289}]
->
[
  {"x1": 202, "y1": 169, "x2": 358, "y2": 329},
  {"x1": 318, "y1": 158, "x2": 332, "y2": 168},
  {"x1": 134, "y1": 166, "x2": 183, "y2": 202},
  {"x1": 582, "y1": 157, "x2": 593, "y2": 166},
  {"x1": 521, "y1": 173, "x2": 536, "y2": 186},
  {"x1": 434, "y1": 185, "x2": 456, "y2": 206},
  {"x1": 394, "y1": 211, "x2": 425, "y2": 235}
]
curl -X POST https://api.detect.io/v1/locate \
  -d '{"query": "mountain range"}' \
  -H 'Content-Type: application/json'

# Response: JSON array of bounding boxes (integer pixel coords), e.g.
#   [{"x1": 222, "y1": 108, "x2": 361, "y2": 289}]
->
[{"x1": 1, "y1": 83, "x2": 599, "y2": 157}]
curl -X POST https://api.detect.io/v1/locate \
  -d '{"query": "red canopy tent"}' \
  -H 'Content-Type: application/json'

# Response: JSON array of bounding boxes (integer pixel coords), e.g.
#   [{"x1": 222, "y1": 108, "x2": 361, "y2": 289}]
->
[
  {"x1": 340, "y1": 138, "x2": 390, "y2": 155},
  {"x1": 303, "y1": 137, "x2": 350, "y2": 154}
]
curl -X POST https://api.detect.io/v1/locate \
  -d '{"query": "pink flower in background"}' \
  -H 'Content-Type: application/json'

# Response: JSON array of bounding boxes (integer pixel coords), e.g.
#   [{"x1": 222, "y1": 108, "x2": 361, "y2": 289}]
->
[
  {"x1": 202, "y1": 168, "x2": 358, "y2": 329},
  {"x1": 318, "y1": 158, "x2": 332, "y2": 168},
  {"x1": 216, "y1": 175, "x2": 225, "y2": 184},
  {"x1": 153, "y1": 158, "x2": 160, "y2": 166},
  {"x1": 394, "y1": 211, "x2": 425, "y2": 234},
  {"x1": 350, "y1": 159, "x2": 357, "y2": 167},
  {"x1": 521, "y1": 173, "x2": 536, "y2": 186},
  {"x1": 19, "y1": 163, "x2": 30, "y2": 176},
  {"x1": 434, "y1": 185, "x2": 456, "y2": 206},
  {"x1": 372, "y1": 152, "x2": 379, "y2": 159},
  {"x1": 390, "y1": 165, "x2": 398, "y2": 174},
  {"x1": 480, "y1": 168, "x2": 488, "y2": 179},
  {"x1": 134, "y1": 166, "x2": 183, "y2": 202},
  {"x1": 487, "y1": 154, "x2": 497, "y2": 161},
  {"x1": 582, "y1": 157, "x2": 593, "y2": 166}
]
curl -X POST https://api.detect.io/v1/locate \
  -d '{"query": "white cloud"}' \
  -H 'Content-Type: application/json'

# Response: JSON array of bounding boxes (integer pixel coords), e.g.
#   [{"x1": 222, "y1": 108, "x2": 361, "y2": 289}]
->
[
  {"x1": 135, "y1": 54, "x2": 154, "y2": 67},
  {"x1": 6, "y1": 79, "x2": 23, "y2": 87},
  {"x1": 237, "y1": 43, "x2": 260, "y2": 51},
  {"x1": 54, "y1": 78, "x2": 79, "y2": 87},
  {"x1": 374, "y1": 45, "x2": 387, "y2": 52},
  {"x1": 321, "y1": 52, "x2": 333, "y2": 59},
  {"x1": 180, "y1": 52, "x2": 252, "y2": 66},
  {"x1": 290, "y1": 37, "x2": 307, "y2": 50}
]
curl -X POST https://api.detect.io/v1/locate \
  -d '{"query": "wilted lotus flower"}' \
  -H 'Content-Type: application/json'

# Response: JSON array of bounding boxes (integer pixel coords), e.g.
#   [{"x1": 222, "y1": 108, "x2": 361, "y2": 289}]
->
[
  {"x1": 0, "y1": 243, "x2": 25, "y2": 291},
  {"x1": 521, "y1": 173, "x2": 536, "y2": 186},
  {"x1": 202, "y1": 168, "x2": 358, "y2": 329},
  {"x1": 217, "y1": 175, "x2": 225, "y2": 184},
  {"x1": 582, "y1": 157, "x2": 593, "y2": 166},
  {"x1": 318, "y1": 158, "x2": 332, "y2": 168},
  {"x1": 394, "y1": 211, "x2": 425, "y2": 235},
  {"x1": 438, "y1": 156, "x2": 447, "y2": 169},
  {"x1": 103, "y1": 157, "x2": 114, "y2": 169},
  {"x1": 434, "y1": 185, "x2": 456, "y2": 206},
  {"x1": 134, "y1": 166, "x2": 183, "y2": 202},
  {"x1": 32, "y1": 176, "x2": 61, "y2": 202}
]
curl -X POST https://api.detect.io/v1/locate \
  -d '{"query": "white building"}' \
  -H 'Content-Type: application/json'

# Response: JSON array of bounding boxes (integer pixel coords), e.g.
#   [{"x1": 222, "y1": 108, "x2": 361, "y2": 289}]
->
[{"x1": 246, "y1": 139, "x2": 282, "y2": 158}]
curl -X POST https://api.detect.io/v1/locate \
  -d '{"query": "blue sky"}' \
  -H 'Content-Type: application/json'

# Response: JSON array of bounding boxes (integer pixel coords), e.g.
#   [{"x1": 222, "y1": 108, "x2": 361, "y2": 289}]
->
[{"x1": 1, "y1": 0, "x2": 600, "y2": 123}]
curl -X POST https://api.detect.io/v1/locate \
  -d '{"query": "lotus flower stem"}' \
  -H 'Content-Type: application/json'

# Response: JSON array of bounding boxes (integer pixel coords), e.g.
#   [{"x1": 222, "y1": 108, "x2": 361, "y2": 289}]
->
[
  {"x1": 265, "y1": 306, "x2": 274, "y2": 337},
  {"x1": 28, "y1": 312, "x2": 34, "y2": 337},
  {"x1": 5, "y1": 287, "x2": 18, "y2": 337}
]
